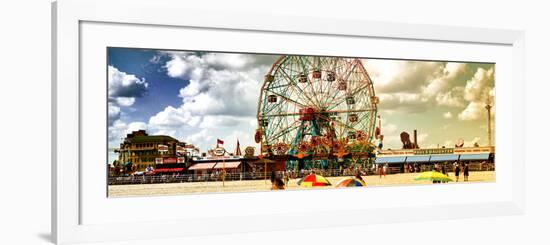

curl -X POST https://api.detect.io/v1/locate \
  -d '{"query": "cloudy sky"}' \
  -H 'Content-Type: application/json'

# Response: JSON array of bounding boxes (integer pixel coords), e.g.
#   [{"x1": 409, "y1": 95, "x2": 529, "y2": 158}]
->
[{"x1": 107, "y1": 48, "x2": 495, "y2": 164}]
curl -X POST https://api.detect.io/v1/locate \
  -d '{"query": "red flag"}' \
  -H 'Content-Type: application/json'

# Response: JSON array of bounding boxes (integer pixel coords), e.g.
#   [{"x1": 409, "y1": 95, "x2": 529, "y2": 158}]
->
[{"x1": 217, "y1": 139, "x2": 224, "y2": 145}]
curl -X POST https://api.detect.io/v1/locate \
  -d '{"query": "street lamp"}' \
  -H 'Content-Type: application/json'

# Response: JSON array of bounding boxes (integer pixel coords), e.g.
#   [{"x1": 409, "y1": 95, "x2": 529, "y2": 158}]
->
[{"x1": 485, "y1": 98, "x2": 493, "y2": 147}]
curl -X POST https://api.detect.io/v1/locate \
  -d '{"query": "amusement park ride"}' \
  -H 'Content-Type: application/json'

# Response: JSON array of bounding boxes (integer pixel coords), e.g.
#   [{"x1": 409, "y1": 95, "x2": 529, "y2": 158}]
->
[{"x1": 255, "y1": 56, "x2": 380, "y2": 170}]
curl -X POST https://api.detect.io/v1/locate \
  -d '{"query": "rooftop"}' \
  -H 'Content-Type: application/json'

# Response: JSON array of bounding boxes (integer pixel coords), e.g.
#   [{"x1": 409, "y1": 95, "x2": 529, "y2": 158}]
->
[{"x1": 126, "y1": 135, "x2": 179, "y2": 144}]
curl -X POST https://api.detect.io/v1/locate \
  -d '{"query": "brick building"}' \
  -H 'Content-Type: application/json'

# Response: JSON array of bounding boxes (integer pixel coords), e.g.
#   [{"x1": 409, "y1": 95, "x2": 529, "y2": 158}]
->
[{"x1": 117, "y1": 130, "x2": 186, "y2": 171}]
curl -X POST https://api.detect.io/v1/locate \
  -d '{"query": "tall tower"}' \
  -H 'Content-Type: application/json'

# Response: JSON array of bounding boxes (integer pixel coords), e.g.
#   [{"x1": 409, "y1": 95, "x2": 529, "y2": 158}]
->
[
  {"x1": 235, "y1": 139, "x2": 242, "y2": 156},
  {"x1": 485, "y1": 98, "x2": 492, "y2": 147}
]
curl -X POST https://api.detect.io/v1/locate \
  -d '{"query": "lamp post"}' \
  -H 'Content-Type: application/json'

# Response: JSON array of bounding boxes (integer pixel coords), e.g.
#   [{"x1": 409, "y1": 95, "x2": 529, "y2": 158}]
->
[
  {"x1": 214, "y1": 146, "x2": 226, "y2": 187},
  {"x1": 222, "y1": 157, "x2": 226, "y2": 187},
  {"x1": 485, "y1": 100, "x2": 492, "y2": 147}
]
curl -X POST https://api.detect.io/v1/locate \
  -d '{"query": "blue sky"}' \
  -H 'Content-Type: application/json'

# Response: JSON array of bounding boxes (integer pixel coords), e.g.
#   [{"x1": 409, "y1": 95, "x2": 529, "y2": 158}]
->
[
  {"x1": 107, "y1": 48, "x2": 495, "y2": 164},
  {"x1": 107, "y1": 48, "x2": 188, "y2": 123}
]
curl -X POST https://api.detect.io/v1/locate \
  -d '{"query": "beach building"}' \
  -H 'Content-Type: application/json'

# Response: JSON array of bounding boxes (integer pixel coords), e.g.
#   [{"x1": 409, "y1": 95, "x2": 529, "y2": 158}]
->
[
  {"x1": 376, "y1": 146, "x2": 495, "y2": 173},
  {"x1": 117, "y1": 130, "x2": 187, "y2": 171}
]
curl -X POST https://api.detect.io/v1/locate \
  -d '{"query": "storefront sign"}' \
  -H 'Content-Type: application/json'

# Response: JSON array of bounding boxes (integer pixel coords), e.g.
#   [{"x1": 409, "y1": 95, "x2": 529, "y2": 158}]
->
[
  {"x1": 414, "y1": 148, "x2": 453, "y2": 155},
  {"x1": 244, "y1": 146, "x2": 255, "y2": 157},
  {"x1": 214, "y1": 147, "x2": 226, "y2": 156},
  {"x1": 158, "y1": 144, "x2": 169, "y2": 152},
  {"x1": 163, "y1": 157, "x2": 177, "y2": 164}
]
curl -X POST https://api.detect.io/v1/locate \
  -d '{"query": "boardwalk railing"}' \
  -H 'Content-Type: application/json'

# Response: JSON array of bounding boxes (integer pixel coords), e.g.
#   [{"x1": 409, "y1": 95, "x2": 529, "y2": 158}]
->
[
  {"x1": 109, "y1": 170, "x2": 345, "y2": 185},
  {"x1": 109, "y1": 163, "x2": 494, "y2": 185}
]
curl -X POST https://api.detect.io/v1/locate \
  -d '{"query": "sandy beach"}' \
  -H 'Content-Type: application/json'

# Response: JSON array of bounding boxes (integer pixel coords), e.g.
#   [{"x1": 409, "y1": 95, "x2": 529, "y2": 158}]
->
[{"x1": 108, "y1": 171, "x2": 495, "y2": 197}]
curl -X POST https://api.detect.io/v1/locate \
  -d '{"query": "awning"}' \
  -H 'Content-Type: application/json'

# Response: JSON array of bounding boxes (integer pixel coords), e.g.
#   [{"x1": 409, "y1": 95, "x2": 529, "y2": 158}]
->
[
  {"x1": 429, "y1": 154, "x2": 459, "y2": 162},
  {"x1": 212, "y1": 161, "x2": 242, "y2": 169},
  {"x1": 375, "y1": 156, "x2": 406, "y2": 164},
  {"x1": 188, "y1": 162, "x2": 217, "y2": 170},
  {"x1": 153, "y1": 168, "x2": 184, "y2": 173},
  {"x1": 459, "y1": 153, "x2": 490, "y2": 161},
  {"x1": 406, "y1": 155, "x2": 431, "y2": 163}
]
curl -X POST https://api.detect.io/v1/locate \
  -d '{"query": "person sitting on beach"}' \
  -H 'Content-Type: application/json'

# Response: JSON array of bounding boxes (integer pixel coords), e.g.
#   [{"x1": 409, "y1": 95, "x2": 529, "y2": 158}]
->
[
  {"x1": 271, "y1": 176, "x2": 285, "y2": 190},
  {"x1": 355, "y1": 173, "x2": 364, "y2": 183}
]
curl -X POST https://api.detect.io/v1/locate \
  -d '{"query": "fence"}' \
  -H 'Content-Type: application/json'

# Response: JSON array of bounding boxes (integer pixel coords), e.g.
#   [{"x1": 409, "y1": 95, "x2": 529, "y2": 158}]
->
[
  {"x1": 109, "y1": 168, "x2": 369, "y2": 185},
  {"x1": 108, "y1": 164, "x2": 494, "y2": 185}
]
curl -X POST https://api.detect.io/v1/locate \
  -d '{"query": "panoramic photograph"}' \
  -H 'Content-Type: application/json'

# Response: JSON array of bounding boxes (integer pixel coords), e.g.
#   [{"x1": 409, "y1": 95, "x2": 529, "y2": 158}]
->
[{"x1": 106, "y1": 47, "x2": 495, "y2": 197}]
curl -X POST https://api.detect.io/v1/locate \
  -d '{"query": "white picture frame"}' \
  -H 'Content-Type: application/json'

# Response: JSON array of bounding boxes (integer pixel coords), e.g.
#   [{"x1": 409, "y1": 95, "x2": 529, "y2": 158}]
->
[{"x1": 52, "y1": 0, "x2": 525, "y2": 244}]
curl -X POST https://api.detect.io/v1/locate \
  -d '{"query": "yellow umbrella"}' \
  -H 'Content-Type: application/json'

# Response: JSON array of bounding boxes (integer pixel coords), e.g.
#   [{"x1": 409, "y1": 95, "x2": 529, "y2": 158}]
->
[
  {"x1": 297, "y1": 174, "x2": 332, "y2": 187},
  {"x1": 414, "y1": 171, "x2": 453, "y2": 182}
]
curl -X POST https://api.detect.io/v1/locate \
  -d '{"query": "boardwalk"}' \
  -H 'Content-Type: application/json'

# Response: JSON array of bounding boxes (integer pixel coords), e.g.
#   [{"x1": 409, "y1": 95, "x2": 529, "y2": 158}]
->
[{"x1": 108, "y1": 171, "x2": 495, "y2": 197}]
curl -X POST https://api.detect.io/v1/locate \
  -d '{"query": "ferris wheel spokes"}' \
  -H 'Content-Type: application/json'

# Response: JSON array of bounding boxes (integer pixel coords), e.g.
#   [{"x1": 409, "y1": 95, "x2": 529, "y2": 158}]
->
[{"x1": 258, "y1": 55, "x2": 377, "y2": 159}]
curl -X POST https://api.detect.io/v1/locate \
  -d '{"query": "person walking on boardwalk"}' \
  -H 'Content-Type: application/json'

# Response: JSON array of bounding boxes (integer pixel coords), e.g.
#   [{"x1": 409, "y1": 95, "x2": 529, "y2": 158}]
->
[
  {"x1": 453, "y1": 161, "x2": 460, "y2": 182},
  {"x1": 463, "y1": 163, "x2": 470, "y2": 182}
]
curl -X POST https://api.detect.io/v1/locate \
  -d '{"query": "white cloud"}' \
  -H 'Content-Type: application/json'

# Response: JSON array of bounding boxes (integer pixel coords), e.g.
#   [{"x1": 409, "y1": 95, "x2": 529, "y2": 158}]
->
[
  {"x1": 199, "y1": 115, "x2": 254, "y2": 129},
  {"x1": 115, "y1": 97, "x2": 136, "y2": 107},
  {"x1": 143, "y1": 52, "x2": 277, "y2": 152},
  {"x1": 458, "y1": 101, "x2": 486, "y2": 121},
  {"x1": 365, "y1": 60, "x2": 471, "y2": 114},
  {"x1": 127, "y1": 122, "x2": 148, "y2": 132},
  {"x1": 381, "y1": 121, "x2": 398, "y2": 134},
  {"x1": 365, "y1": 60, "x2": 495, "y2": 122},
  {"x1": 184, "y1": 129, "x2": 214, "y2": 151},
  {"x1": 364, "y1": 60, "x2": 442, "y2": 93},
  {"x1": 362, "y1": 59, "x2": 403, "y2": 88},
  {"x1": 423, "y1": 62, "x2": 466, "y2": 97},
  {"x1": 458, "y1": 67, "x2": 494, "y2": 121},
  {"x1": 464, "y1": 67, "x2": 494, "y2": 102},
  {"x1": 161, "y1": 52, "x2": 274, "y2": 117},
  {"x1": 463, "y1": 137, "x2": 481, "y2": 147},
  {"x1": 377, "y1": 92, "x2": 429, "y2": 113},
  {"x1": 435, "y1": 87, "x2": 465, "y2": 107},
  {"x1": 149, "y1": 106, "x2": 196, "y2": 128},
  {"x1": 417, "y1": 133, "x2": 429, "y2": 144},
  {"x1": 107, "y1": 66, "x2": 149, "y2": 125},
  {"x1": 108, "y1": 102, "x2": 121, "y2": 125},
  {"x1": 443, "y1": 111, "x2": 453, "y2": 119},
  {"x1": 444, "y1": 62, "x2": 468, "y2": 76},
  {"x1": 108, "y1": 66, "x2": 148, "y2": 98},
  {"x1": 382, "y1": 135, "x2": 402, "y2": 150}
]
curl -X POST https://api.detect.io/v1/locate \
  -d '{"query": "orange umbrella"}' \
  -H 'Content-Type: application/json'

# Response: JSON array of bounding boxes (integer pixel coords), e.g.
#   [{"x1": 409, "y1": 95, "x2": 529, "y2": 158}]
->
[{"x1": 335, "y1": 177, "x2": 366, "y2": 187}]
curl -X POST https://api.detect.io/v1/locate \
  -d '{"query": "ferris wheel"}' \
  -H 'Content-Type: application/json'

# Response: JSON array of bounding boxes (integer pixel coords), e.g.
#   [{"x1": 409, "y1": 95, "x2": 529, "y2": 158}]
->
[{"x1": 256, "y1": 55, "x2": 378, "y2": 162}]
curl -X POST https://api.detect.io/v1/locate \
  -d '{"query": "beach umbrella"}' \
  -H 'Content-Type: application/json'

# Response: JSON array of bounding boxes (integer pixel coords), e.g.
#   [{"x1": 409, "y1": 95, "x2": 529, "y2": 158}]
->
[
  {"x1": 335, "y1": 177, "x2": 366, "y2": 187},
  {"x1": 297, "y1": 174, "x2": 331, "y2": 187},
  {"x1": 414, "y1": 171, "x2": 453, "y2": 182}
]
